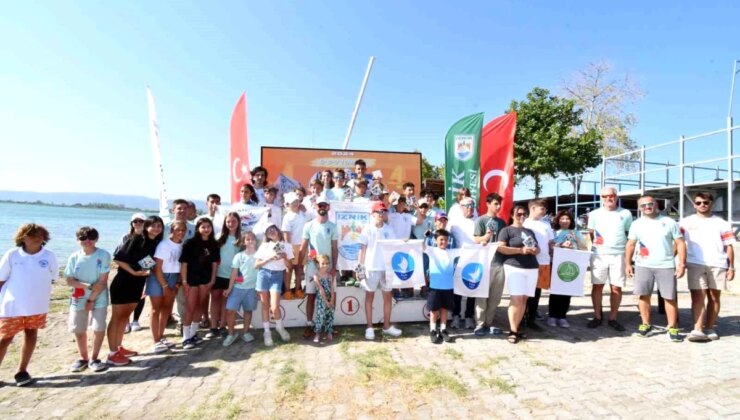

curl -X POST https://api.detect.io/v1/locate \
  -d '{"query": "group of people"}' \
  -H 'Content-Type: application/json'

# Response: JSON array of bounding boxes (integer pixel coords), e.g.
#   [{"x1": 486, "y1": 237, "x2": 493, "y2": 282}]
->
[{"x1": 0, "y1": 158, "x2": 734, "y2": 386}]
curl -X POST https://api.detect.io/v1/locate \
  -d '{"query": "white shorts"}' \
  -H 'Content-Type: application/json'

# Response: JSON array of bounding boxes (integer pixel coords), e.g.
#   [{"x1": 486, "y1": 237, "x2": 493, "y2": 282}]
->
[
  {"x1": 590, "y1": 254, "x2": 625, "y2": 288},
  {"x1": 304, "y1": 261, "x2": 318, "y2": 294},
  {"x1": 504, "y1": 265, "x2": 538, "y2": 297},
  {"x1": 361, "y1": 270, "x2": 391, "y2": 292}
]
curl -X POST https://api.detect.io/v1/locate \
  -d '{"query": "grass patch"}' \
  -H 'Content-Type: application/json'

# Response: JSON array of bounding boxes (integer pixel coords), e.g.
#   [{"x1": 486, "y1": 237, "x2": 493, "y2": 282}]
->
[
  {"x1": 477, "y1": 374, "x2": 516, "y2": 394},
  {"x1": 338, "y1": 340, "x2": 350, "y2": 356},
  {"x1": 355, "y1": 348, "x2": 402, "y2": 382},
  {"x1": 442, "y1": 348, "x2": 463, "y2": 361},
  {"x1": 49, "y1": 283, "x2": 69, "y2": 313},
  {"x1": 413, "y1": 369, "x2": 467, "y2": 397},
  {"x1": 277, "y1": 343, "x2": 298, "y2": 353},
  {"x1": 532, "y1": 359, "x2": 562, "y2": 372},
  {"x1": 277, "y1": 364, "x2": 310, "y2": 396},
  {"x1": 477, "y1": 355, "x2": 509, "y2": 369}
]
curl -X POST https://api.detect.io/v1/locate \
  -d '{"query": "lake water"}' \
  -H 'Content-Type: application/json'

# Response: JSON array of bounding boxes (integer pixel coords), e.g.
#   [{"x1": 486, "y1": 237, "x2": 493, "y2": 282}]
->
[{"x1": 0, "y1": 202, "x2": 145, "y2": 264}]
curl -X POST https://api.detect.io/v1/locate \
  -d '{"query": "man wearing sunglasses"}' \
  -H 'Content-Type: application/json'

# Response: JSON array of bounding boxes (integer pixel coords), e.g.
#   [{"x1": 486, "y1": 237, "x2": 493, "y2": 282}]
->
[
  {"x1": 449, "y1": 197, "x2": 478, "y2": 329},
  {"x1": 625, "y1": 195, "x2": 686, "y2": 342},
  {"x1": 586, "y1": 187, "x2": 633, "y2": 331},
  {"x1": 679, "y1": 192, "x2": 735, "y2": 342}
]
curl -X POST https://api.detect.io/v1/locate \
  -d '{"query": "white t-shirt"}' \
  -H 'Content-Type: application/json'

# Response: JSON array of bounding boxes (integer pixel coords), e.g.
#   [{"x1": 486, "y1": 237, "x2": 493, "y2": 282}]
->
[
  {"x1": 387, "y1": 212, "x2": 417, "y2": 240},
  {"x1": 154, "y1": 238, "x2": 184, "y2": 274},
  {"x1": 523, "y1": 218, "x2": 555, "y2": 265},
  {"x1": 359, "y1": 223, "x2": 396, "y2": 271},
  {"x1": 0, "y1": 247, "x2": 58, "y2": 317},
  {"x1": 255, "y1": 241, "x2": 294, "y2": 271},
  {"x1": 680, "y1": 214, "x2": 736, "y2": 268},
  {"x1": 448, "y1": 203, "x2": 478, "y2": 225},
  {"x1": 281, "y1": 211, "x2": 308, "y2": 246},
  {"x1": 450, "y1": 217, "x2": 476, "y2": 246}
]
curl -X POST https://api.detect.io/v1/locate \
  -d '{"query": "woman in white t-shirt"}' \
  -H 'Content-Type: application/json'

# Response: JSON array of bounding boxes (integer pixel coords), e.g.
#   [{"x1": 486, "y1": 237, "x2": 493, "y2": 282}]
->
[
  {"x1": 255, "y1": 224, "x2": 294, "y2": 346},
  {"x1": 146, "y1": 220, "x2": 186, "y2": 353},
  {"x1": 0, "y1": 223, "x2": 58, "y2": 387}
]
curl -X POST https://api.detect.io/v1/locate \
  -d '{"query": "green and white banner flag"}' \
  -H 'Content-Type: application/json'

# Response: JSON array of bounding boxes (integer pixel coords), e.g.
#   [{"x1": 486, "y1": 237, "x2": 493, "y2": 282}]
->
[
  {"x1": 550, "y1": 248, "x2": 591, "y2": 297},
  {"x1": 444, "y1": 112, "x2": 484, "y2": 211}
]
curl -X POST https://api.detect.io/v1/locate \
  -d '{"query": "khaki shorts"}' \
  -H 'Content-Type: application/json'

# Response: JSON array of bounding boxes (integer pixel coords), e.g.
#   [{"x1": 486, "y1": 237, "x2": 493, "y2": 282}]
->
[
  {"x1": 0, "y1": 314, "x2": 47, "y2": 339},
  {"x1": 361, "y1": 270, "x2": 391, "y2": 292},
  {"x1": 687, "y1": 263, "x2": 727, "y2": 291},
  {"x1": 68, "y1": 307, "x2": 107, "y2": 333},
  {"x1": 590, "y1": 254, "x2": 625, "y2": 288}
]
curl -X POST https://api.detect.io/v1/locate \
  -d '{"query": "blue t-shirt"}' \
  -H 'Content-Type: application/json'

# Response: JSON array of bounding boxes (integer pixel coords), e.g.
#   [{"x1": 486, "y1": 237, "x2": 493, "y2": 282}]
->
[
  {"x1": 628, "y1": 215, "x2": 682, "y2": 269},
  {"x1": 64, "y1": 248, "x2": 111, "y2": 310},
  {"x1": 231, "y1": 251, "x2": 258, "y2": 290},
  {"x1": 424, "y1": 247, "x2": 458, "y2": 290},
  {"x1": 587, "y1": 207, "x2": 633, "y2": 255},
  {"x1": 302, "y1": 220, "x2": 339, "y2": 264},
  {"x1": 217, "y1": 237, "x2": 241, "y2": 278}
]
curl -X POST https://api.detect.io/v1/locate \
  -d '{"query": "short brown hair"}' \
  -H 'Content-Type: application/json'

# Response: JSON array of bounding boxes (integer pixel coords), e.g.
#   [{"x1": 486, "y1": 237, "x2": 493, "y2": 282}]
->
[
  {"x1": 693, "y1": 192, "x2": 713, "y2": 201},
  {"x1": 528, "y1": 199, "x2": 547, "y2": 209},
  {"x1": 14, "y1": 223, "x2": 50, "y2": 247}
]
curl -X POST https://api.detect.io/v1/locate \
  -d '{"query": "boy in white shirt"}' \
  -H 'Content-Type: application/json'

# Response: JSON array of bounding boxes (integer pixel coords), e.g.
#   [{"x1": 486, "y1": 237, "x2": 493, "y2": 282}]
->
[{"x1": 281, "y1": 192, "x2": 308, "y2": 299}]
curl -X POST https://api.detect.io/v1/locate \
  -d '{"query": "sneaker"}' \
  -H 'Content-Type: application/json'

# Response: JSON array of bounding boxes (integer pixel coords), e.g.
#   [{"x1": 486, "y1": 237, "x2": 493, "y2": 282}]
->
[
  {"x1": 89, "y1": 359, "x2": 108, "y2": 373},
  {"x1": 14, "y1": 371, "x2": 32, "y2": 387},
  {"x1": 489, "y1": 327, "x2": 502, "y2": 335},
  {"x1": 705, "y1": 329, "x2": 720, "y2": 341},
  {"x1": 70, "y1": 359, "x2": 89, "y2": 373},
  {"x1": 276, "y1": 326, "x2": 291, "y2": 342},
  {"x1": 688, "y1": 330, "x2": 710, "y2": 343},
  {"x1": 303, "y1": 325, "x2": 314, "y2": 339},
  {"x1": 668, "y1": 327, "x2": 683, "y2": 343},
  {"x1": 106, "y1": 350, "x2": 131, "y2": 366},
  {"x1": 205, "y1": 329, "x2": 219, "y2": 339},
  {"x1": 586, "y1": 317, "x2": 602, "y2": 328},
  {"x1": 152, "y1": 342, "x2": 169, "y2": 353},
  {"x1": 473, "y1": 326, "x2": 487, "y2": 336},
  {"x1": 192, "y1": 335, "x2": 203, "y2": 345},
  {"x1": 608, "y1": 319, "x2": 626, "y2": 332},
  {"x1": 535, "y1": 311, "x2": 544, "y2": 321},
  {"x1": 161, "y1": 338, "x2": 176, "y2": 348},
  {"x1": 557, "y1": 319, "x2": 570, "y2": 328},
  {"x1": 182, "y1": 338, "x2": 195, "y2": 350},
  {"x1": 264, "y1": 331, "x2": 274, "y2": 347},
  {"x1": 451, "y1": 315, "x2": 461, "y2": 329},
  {"x1": 547, "y1": 317, "x2": 557, "y2": 327},
  {"x1": 464, "y1": 317, "x2": 475, "y2": 330},
  {"x1": 313, "y1": 334, "x2": 321, "y2": 343},
  {"x1": 636, "y1": 323, "x2": 652, "y2": 337},
  {"x1": 242, "y1": 332, "x2": 255, "y2": 343},
  {"x1": 219, "y1": 327, "x2": 229, "y2": 338},
  {"x1": 223, "y1": 334, "x2": 238, "y2": 347},
  {"x1": 124, "y1": 323, "x2": 131, "y2": 334},
  {"x1": 382, "y1": 326, "x2": 402, "y2": 337},
  {"x1": 440, "y1": 329, "x2": 452, "y2": 343},
  {"x1": 130, "y1": 321, "x2": 142, "y2": 332},
  {"x1": 118, "y1": 346, "x2": 138, "y2": 357},
  {"x1": 431, "y1": 329, "x2": 442, "y2": 344},
  {"x1": 365, "y1": 328, "x2": 375, "y2": 340}
]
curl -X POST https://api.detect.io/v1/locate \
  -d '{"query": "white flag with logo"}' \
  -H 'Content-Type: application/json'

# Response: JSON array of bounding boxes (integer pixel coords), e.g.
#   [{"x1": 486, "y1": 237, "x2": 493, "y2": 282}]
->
[
  {"x1": 379, "y1": 240, "x2": 425, "y2": 288},
  {"x1": 329, "y1": 201, "x2": 373, "y2": 270},
  {"x1": 453, "y1": 244, "x2": 497, "y2": 298},
  {"x1": 229, "y1": 203, "x2": 270, "y2": 232},
  {"x1": 550, "y1": 247, "x2": 591, "y2": 297}
]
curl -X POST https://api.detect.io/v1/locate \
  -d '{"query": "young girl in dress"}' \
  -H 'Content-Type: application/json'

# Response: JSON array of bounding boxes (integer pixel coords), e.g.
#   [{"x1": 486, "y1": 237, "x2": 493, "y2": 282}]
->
[
  {"x1": 255, "y1": 224, "x2": 293, "y2": 346},
  {"x1": 312, "y1": 254, "x2": 336, "y2": 343},
  {"x1": 223, "y1": 231, "x2": 258, "y2": 346}
]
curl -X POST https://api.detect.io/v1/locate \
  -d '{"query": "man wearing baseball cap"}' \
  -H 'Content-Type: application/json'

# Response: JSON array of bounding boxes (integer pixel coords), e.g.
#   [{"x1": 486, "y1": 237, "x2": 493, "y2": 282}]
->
[{"x1": 358, "y1": 201, "x2": 401, "y2": 339}]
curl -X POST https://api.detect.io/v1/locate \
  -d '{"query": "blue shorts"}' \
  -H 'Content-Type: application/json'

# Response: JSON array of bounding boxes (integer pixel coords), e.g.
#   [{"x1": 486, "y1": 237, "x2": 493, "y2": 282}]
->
[
  {"x1": 226, "y1": 287, "x2": 257, "y2": 312},
  {"x1": 256, "y1": 269, "x2": 283, "y2": 292},
  {"x1": 146, "y1": 273, "x2": 179, "y2": 297}
]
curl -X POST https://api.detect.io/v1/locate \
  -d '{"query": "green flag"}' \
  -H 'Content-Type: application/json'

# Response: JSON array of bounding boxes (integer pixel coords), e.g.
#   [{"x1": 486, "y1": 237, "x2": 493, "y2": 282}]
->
[{"x1": 444, "y1": 112, "x2": 484, "y2": 211}]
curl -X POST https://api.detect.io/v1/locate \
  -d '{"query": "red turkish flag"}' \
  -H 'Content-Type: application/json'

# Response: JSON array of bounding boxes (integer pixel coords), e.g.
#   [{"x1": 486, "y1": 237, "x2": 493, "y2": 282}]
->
[
  {"x1": 478, "y1": 112, "x2": 517, "y2": 221},
  {"x1": 230, "y1": 93, "x2": 250, "y2": 204}
]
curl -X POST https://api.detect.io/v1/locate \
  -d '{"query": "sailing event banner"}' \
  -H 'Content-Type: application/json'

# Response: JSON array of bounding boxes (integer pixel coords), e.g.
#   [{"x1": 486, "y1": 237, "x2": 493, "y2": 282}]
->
[
  {"x1": 261, "y1": 147, "x2": 421, "y2": 195},
  {"x1": 479, "y1": 112, "x2": 517, "y2": 220},
  {"x1": 229, "y1": 203, "x2": 270, "y2": 233},
  {"x1": 453, "y1": 244, "x2": 497, "y2": 298},
  {"x1": 550, "y1": 248, "x2": 591, "y2": 297},
  {"x1": 444, "y1": 113, "x2": 484, "y2": 211},
  {"x1": 378, "y1": 239, "x2": 425, "y2": 289},
  {"x1": 329, "y1": 201, "x2": 372, "y2": 270}
]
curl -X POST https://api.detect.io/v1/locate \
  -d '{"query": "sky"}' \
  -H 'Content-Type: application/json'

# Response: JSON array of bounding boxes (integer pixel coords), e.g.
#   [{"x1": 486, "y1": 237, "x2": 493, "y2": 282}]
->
[{"x1": 1, "y1": 1, "x2": 739, "y2": 202}]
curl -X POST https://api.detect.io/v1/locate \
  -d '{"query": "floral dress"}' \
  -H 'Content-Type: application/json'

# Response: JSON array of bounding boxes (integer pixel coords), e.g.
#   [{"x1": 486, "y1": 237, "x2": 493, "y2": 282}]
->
[{"x1": 313, "y1": 275, "x2": 334, "y2": 333}]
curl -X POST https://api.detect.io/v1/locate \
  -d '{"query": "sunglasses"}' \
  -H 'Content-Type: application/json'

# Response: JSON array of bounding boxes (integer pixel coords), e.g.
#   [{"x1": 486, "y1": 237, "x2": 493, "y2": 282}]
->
[
  {"x1": 374, "y1": 210, "x2": 388, "y2": 214},
  {"x1": 462, "y1": 204, "x2": 475, "y2": 208},
  {"x1": 333, "y1": 176, "x2": 344, "y2": 179},
  {"x1": 694, "y1": 200, "x2": 712, "y2": 206},
  {"x1": 132, "y1": 219, "x2": 145, "y2": 224},
  {"x1": 77, "y1": 235, "x2": 98, "y2": 241},
  {"x1": 601, "y1": 194, "x2": 616, "y2": 199},
  {"x1": 515, "y1": 213, "x2": 527, "y2": 217},
  {"x1": 639, "y1": 202, "x2": 656, "y2": 209}
]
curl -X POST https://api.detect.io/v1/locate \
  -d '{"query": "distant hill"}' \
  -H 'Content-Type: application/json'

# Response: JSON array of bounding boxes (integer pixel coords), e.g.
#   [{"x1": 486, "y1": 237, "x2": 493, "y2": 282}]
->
[{"x1": 0, "y1": 191, "x2": 208, "y2": 212}]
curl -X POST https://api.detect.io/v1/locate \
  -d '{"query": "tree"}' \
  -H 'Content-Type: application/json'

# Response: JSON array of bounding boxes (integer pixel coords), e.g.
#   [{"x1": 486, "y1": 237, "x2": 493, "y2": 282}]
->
[
  {"x1": 417, "y1": 150, "x2": 443, "y2": 180},
  {"x1": 509, "y1": 87, "x2": 602, "y2": 197},
  {"x1": 560, "y1": 60, "x2": 644, "y2": 162}
]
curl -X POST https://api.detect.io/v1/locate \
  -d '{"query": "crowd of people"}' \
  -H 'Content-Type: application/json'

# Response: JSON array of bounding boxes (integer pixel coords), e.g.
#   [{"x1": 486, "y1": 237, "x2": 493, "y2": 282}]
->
[{"x1": 0, "y1": 159, "x2": 734, "y2": 386}]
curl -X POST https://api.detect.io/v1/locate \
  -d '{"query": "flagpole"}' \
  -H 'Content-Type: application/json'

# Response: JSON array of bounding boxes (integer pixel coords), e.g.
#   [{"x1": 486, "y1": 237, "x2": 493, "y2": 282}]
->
[
  {"x1": 146, "y1": 86, "x2": 170, "y2": 221},
  {"x1": 342, "y1": 56, "x2": 375, "y2": 150}
]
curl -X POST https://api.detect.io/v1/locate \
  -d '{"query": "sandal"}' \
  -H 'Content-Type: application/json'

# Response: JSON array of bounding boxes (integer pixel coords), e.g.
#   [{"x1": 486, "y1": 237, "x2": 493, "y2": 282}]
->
[
  {"x1": 516, "y1": 331, "x2": 528, "y2": 340},
  {"x1": 507, "y1": 332, "x2": 519, "y2": 344}
]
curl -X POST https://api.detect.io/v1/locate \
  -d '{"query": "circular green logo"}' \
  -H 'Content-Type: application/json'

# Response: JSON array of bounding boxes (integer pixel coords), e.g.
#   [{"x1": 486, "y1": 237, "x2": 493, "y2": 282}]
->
[{"x1": 557, "y1": 262, "x2": 579, "y2": 282}]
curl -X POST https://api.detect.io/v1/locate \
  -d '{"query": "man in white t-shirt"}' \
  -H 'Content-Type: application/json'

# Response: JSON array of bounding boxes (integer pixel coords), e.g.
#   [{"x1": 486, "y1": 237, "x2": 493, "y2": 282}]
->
[
  {"x1": 448, "y1": 197, "x2": 477, "y2": 329},
  {"x1": 680, "y1": 192, "x2": 736, "y2": 342},
  {"x1": 522, "y1": 199, "x2": 555, "y2": 332},
  {"x1": 358, "y1": 201, "x2": 402, "y2": 340},
  {"x1": 195, "y1": 193, "x2": 223, "y2": 238}
]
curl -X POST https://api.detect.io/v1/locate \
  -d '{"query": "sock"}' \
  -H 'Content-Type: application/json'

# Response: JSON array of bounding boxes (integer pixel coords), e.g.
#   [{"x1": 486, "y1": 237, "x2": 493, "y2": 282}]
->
[
  {"x1": 276, "y1": 320, "x2": 283, "y2": 329},
  {"x1": 306, "y1": 320, "x2": 314, "y2": 327},
  {"x1": 430, "y1": 319, "x2": 436, "y2": 332},
  {"x1": 440, "y1": 323, "x2": 447, "y2": 331},
  {"x1": 263, "y1": 322, "x2": 270, "y2": 332},
  {"x1": 190, "y1": 323, "x2": 199, "y2": 338}
]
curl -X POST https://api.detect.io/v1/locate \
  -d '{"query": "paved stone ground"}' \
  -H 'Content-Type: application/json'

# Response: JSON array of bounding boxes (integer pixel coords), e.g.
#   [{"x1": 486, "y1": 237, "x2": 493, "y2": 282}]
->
[{"x1": 1, "y1": 279, "x2": 739, "y2": 419}]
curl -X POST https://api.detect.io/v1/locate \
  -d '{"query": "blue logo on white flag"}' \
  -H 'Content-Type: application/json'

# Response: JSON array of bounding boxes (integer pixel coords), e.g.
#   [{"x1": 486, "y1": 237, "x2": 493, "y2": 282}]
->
[
  {"x1": 461, "y1": 262, "x2": 483, "y2": 289},
  {"x1": 391, "y1": 252, "x2": 415, "y2": 280}
]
